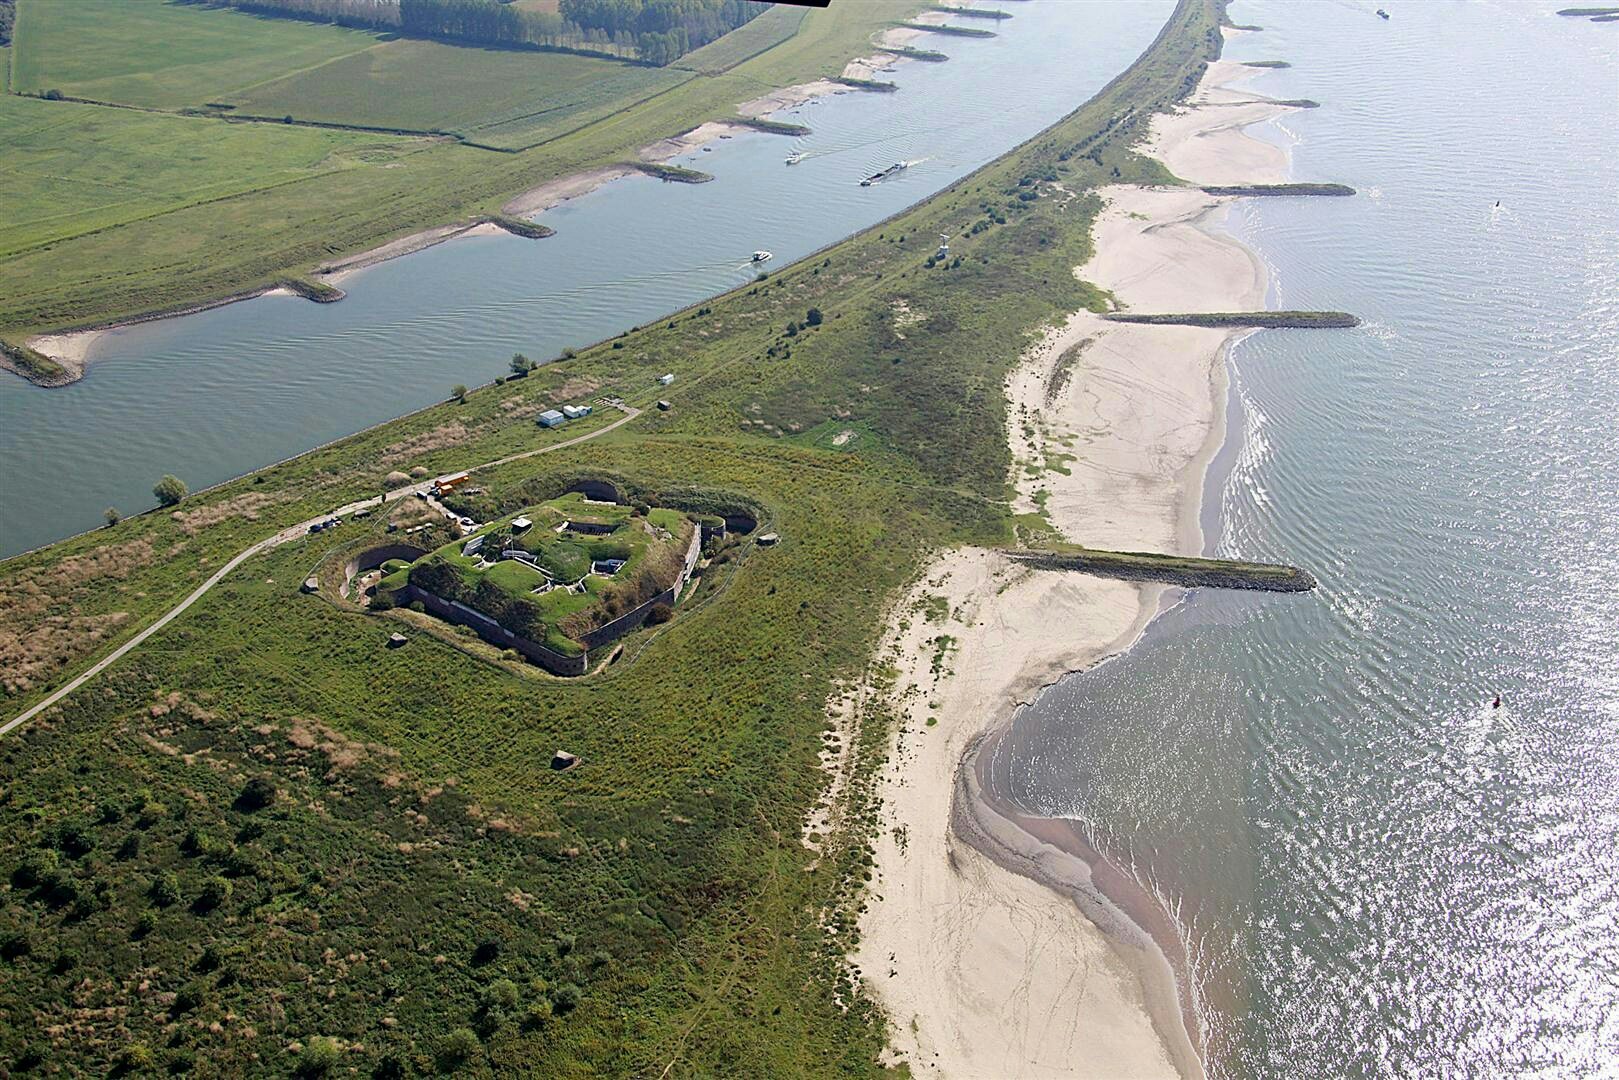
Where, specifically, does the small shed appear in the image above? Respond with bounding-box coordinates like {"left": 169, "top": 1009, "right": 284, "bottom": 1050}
{"left": 551, "top": 750, "right": 580, "bottom": 772}
{"left": 562, "top": 404, "right": 591, "bottom": 419}
{"left": 511, "top": 516, "right": 533, "bottom": 531}
{"left": 537, "top": 409, "right": 566, "bottom": 428}
{"left": 757, "top": 532, "right": 780, "bottom": 546}
{"left": 657, "top": 373, "right": 675, "bottom": 386}
{"left": 301, "top": 576, "right": 320, "bottom": 594}
{"left": 387, "top": 633, "right": 409, "bottom": 648}
{"left": 656, "top": 399, "right": 672, "bottom": 411}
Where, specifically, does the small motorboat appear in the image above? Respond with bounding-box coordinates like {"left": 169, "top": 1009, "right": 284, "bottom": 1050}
{"left": 1376, "top": 8, "right": 1389, "bottom": 18}
{"left": 786, "top": 152, "right": 805, "bottom": 165}
{"left": 751, "top": 250, "right": 773, "bottom": 263}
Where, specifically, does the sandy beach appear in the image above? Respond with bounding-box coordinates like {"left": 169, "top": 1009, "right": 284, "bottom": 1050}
{"left": 852, "top": 43, "right": 1295, "bottom": 1079}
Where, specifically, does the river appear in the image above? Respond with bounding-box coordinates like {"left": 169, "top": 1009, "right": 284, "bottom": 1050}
{"left": 983, "top": 1, "right": 1619, "bottom": 1076}
{"left": 0, "top": 0, "right": 1173, "bottom": 558}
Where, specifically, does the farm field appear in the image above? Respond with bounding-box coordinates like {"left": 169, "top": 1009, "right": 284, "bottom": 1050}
{"left": 227, "top": 38, "right": 693, "bottom": 148}
{"left": 0, "top": 90, "right": 403, "bottom": 258}
{"left": 8, "top": 0, "right": 381, "bottom": 109}
{"left": 0, "top": 0, "right": 921, "bottom": 342}
{"left": 0, "top": 0, "right": 1220, "bottom": 1069}
{"left": 671, "top": 3, "right": 812, "bottom": 75}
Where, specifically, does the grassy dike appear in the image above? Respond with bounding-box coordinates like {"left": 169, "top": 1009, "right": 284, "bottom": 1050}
{"left": 0, "top": 1, "right": 1225, "bottom": 1074}
{"left": 0, "top": 0, "right": 922, "bottom": 348}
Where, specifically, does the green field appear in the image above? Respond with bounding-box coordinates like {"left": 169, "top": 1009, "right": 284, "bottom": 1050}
{"left": 0, "top": 0, "right": 923, "bottom": 341}
{"left": 0, "top": 0, "right": 1221, "bottom": 1070}
{"left": 10, "top": 0, "right": 381, "bottom": 108}
{"left": 671, "top": 3, "right": 811, "bottom": 75}
{"left": 227, "top": 37, "right": 693, "bottom": 148}
{"left": 0, "top": 91, "right": 403, "bottom": 257}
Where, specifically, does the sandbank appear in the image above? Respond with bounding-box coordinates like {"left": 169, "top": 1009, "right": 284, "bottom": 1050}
{"left": 853, "top": 36, "right": 1296, "bottom": 1080}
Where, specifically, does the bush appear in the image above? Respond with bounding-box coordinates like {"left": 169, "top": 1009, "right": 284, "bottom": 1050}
{"left": 551, "top": 983, "right": 582, "bottom": 1014}
{"left": 152, "top": 474, "right": 188, "bottom": 506}
{"left": 805, "top": 307, "right": 823, "bottom": 326}
{"left": 12, "top": 850, "right": 58, "bottom": 889}
{"left": 451, "top": 384, "right": 468, "bottom": 402}
{"left": 194, "top": 876, "right": 232, "bottom": 912}
{"left": 114, "top": 1043, "right": 156, "bottom": 1073}
{"left": 53, "top": 819, "right": 94, "bottom": 858}
{"left": 0, "top": 930, "right": 33, "bottom": 961}
{"left": 483, "top": 977, "right": 520, "bottom": 1013}
{"left": 437, "top": 1028, "right": 481, "bottom": 1069}
{"left": 148, "top": 872, "right": 181, "bottom": 907}
{"left": 235, "top": 776, "right": 277, "bottom": 812}
{"left": 384, "top": 470, "right": 411, "bottom": 489}
{"left": 297, "top": 1037, "right": 342, "bottom": 1076}
{"left": 104, "top": 507, "right": 120, "bottom": 527}
{"left": 645, "top": 603, "right": 674, "bottom": 626}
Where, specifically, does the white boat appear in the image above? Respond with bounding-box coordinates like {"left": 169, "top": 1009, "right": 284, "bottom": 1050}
{"left": 752, "top": 250, "right": 773, "bottom": 263}
{"left": 785, "top": 152, "right": 804, "bottom": 165}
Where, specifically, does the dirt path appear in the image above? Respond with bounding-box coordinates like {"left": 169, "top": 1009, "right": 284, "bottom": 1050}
{"left": 0, "top": 406, "right": 639, "bottom": 737}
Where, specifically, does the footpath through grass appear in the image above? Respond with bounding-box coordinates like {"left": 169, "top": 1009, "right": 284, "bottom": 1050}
{"left": 0, "top": 0, "right": 1225, "bottom": 1073}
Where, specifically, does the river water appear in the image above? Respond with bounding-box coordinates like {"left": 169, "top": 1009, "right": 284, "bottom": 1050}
{"left": 984, "top": 2, "right": 1619, "bottom": 1076}
{"left": 0, "top": 0, "right": 1173, "bottom": 558}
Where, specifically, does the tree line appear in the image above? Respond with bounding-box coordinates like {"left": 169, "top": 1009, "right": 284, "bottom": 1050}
{"left": 197, "top": 0, "right": 768, "bottom": 65}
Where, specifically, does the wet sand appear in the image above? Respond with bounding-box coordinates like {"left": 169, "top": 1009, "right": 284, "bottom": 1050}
{"left": 853, "top": 42, "right": 1296, "bottom": 1079}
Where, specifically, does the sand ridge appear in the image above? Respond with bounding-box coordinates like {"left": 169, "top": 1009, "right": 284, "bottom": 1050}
{"left": 852, "top": 40, "right": 1297, "bottom": 1080}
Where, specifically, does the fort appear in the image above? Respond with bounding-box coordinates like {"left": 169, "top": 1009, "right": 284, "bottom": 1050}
{"left": 366, "top": 493, "right": 703, "bottom": 675}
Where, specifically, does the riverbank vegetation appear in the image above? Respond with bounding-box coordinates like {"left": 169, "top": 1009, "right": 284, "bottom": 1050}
{"left": 0, "top": 0, "right": 1232, "bottom": 1072}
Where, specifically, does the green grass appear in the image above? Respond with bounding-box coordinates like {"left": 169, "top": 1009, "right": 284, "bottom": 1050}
{"left": 0, "top": 91, "right": 399, "bottom": 258}
{"left": 0, "top": 0, "right": 1227, "bottom": 1070}
{"left": 672, "top": 3, "right": 811, "bottom": 74}
{"left": 10, "top": 0, "right": 381, "bottom": 109}
{"left": 228, "top": 37, "right": 692, "bottom": 149}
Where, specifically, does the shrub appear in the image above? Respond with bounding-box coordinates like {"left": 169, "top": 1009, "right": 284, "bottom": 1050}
{"left": 148, "top": 872, "right": 181, "bottom": 907}
{"left": 171, "top": 981, "right": 205, "bottom": 1015}
{"left": 52, "top": 819, "right": 94, "bottom": 858}
{"left": 483, "top": 977, "right": 520, "bottom": 1013}
{"left": 12, "top": 850, "right": 58, "bottom": 889}
{"left": 438, "top": 1029, "right": 481, "bottom": 1069}
{"left": 0, "top": 930, "right": 33, "bottom": 961}
{"left": 384, "top": 470, "right": 411, "bottom": 489}
{"left": 409, "top": 466, "right": 429, "bottom": 478}
{"left": 152, "top": 474, "right": 188, "bottom": 506}
{"left": 104, "top": 507, "right": 120, "bottom": 527}
{"left": 551, "top": 983, "right": 582, "bottom": 1014}
{"left": 645, "top": 603, "right": 674, "bottom": 626}
{"left": 805, "top": 307, "right": 823, "bottom": 326}
{"left": 235, "top": 776, "right": 277, "bottom": 812}
{"left": 509, "top": 353, "right": 534, "bottom": 375}
{"left": 451, "top": 384, "right": 468, "bottom": 402}
{"left": 297, "top": 1037, "right": 342, "bottom": 1076}
{"left": 194, "top": 876, "right": 232, "bottom": 912}
{"left": 114, "top": 1043, "right": 156, "bottom": 1073}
